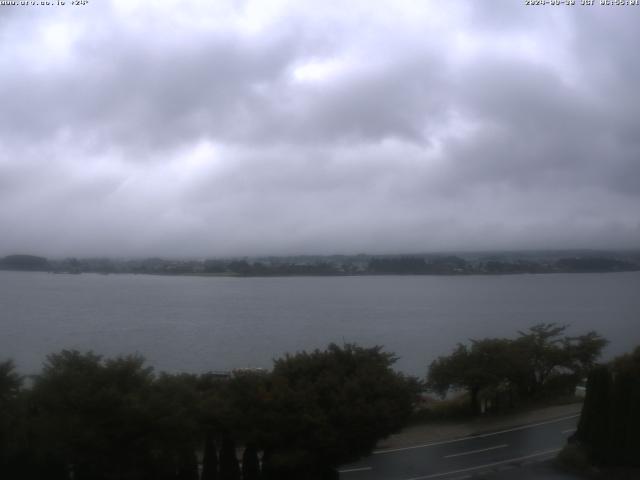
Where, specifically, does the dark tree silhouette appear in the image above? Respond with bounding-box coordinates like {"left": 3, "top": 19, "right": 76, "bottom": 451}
{"left": 177, "top": 449, "right": 199, "bottom": 480}
{"left": 219, "top": 436, "right": 240, "bottom": 480}
{"left": 428, "top": 324, "right": 607, "bottom": 413}
{"left": 574, "top": 346, "right": 640, "bottom": 467}
{"left": 201, "top": 432, "right": 218, "bottom": 480}
{"left": 241, "top": 443, "right": 260, "bottom": 480}
{"left": 261, "top": 343, "right": 419, "bottom": 476}
{"left": 575, "top": 365, "right": 612, "bottom": 464}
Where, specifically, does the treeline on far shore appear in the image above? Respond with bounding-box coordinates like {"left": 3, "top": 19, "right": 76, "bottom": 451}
{"left": 1, "top": 251, "right": 639, "bottom": 276}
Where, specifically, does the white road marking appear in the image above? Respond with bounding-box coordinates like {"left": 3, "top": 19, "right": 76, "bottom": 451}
{"left": 374, "top": 414, "right": 579, "bottom": 455}
{"left": 403, "top": 448, "right": 562, "bottom": 480}
{"left": 443, "top": 444, "right": 508, "bottom": 459}
{"left": 338, "top": 466, "right": 372, "bottom": 474}
{"left": 562, "top": 428, "right": 576, "bottom": 434}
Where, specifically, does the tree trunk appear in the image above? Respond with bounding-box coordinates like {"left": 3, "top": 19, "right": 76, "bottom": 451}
{"left": 470, "top": 386, "right": 481, "bottom": 415}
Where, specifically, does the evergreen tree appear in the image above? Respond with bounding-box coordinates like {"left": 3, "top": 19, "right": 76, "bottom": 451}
{"left": 241, "top": 443, "right": 260, "bottom": 480}
{"left": 576, "top": 364, "right": 612, "bottom": 463}
{"left": 610, "top": 347, "right": 640, "bottom": 466}
{"left": 260, "top": 449, "right": 275, "bottom": 480}
{"left": 177, "top": 449, "right": 199, "bottom": 480}
{"left": 0, "top": 360, "right": 22, "bottom": 476}
{"left": 261, "top": 344, "right": 419, "bottom": 475}
{"left": 575, "top": 347, "right": 640, "bottom": 467}
{"left": 201, "top": 433, "right": 218, "bottom": 480}
{"left": 219, "top": 436, "right": 240, "bottom": 480}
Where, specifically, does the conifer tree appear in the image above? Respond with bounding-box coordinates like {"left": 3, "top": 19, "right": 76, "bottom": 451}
{"left": 219, "top": 436, "right": 240, "bottom": 480}
{"left": 241, "top": 443, "right": 260, "bottom": 480}
{"left": 576, "top": 365, "right": 612, "bottom": 464}
{"left": 201, "top": 433, "right": 218, "bottom": 480}
{"left": 177, "top": 449, "right": 199, "bottom": 480}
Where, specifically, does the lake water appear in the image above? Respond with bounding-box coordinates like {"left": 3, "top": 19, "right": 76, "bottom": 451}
{"left": 1, "top": 271, "right": 639, "bottom": 376}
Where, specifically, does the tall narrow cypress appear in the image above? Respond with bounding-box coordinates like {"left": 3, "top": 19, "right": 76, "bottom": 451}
{"left": 219, "top": 436, "right": 240, "bottom": 480}
{"left": 177, "top": 449, "right": 199, "bottom": 480}
{"left": 241, "top": 444, "right": 260, "bottom": 480}
{"left": 626, "top": 374, "right": 640, "bottom": 467}
{"left": 611, "top": 362, "right": 640, "bottom": 466}
{"left": 260, "top": 449, "right": 274, "bottom": 480}
{"left": 609, "top": 368, "right": 631, "bottom": 465}
{"left": 201, "top": 433, "right": 218, "bottom": 480}
{"left": 576, "top": 365, "right": 612, "bottom": 464}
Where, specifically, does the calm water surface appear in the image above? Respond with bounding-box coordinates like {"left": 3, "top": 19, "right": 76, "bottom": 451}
{"left": 1, "top": 271, "right": 638, "bottom": 376}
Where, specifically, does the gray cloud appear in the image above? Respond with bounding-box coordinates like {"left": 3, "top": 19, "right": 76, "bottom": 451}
{"left": 0, "top": 1, "right": 638, "bottom": 257}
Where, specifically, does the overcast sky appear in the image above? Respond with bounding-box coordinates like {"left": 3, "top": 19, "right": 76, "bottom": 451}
{"left": 1, "top": 0, "right": 639, "bottom": 257}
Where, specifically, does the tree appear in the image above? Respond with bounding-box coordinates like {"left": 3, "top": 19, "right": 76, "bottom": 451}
{"left": 260, "top": 344, "right": 419, "bottom": 477}
{"left": 575, "top": 365, "right": 612, "bottom": 464}
{"left": 0, "top": 360, "right": 21, "bottom": 403}
{"left": 177, "top": 448, "right": 199, "bottom": 480}
{"left": 574, "top": 346, "right": 640, "bottom": 467}
{"left": 428, "top": 344, "right": 475, "bottom": 411}
{"left": 427, "top": 324, "right": 608, "bottom": 413}
{"left": 562, "top": 331, "right": 609, "bottom": 381}
{"left": 0, "top": 360, "right": 23, "bottom": 475}
{"left": 30, "top": 350, "right": 157, "bottom": 479}
{"left": 516, "top": 324, "right": 607, "bottom": 397}
{"left": 515, "top": 323, "right": 570, "bottom": 396}
{"left": 609, "top": 347, "right": 640, "bottom": 466}
{"left": 241, "top": 443, "right": 260, "bottom": 480}
{"left": 219, "top": 436, "right": 240, "bottom": 480}
{"left": 427, "top": 339, "right": 519, "bottom": 414}
{"left": 201, "top": 432, "right": 218, "bottom": 480}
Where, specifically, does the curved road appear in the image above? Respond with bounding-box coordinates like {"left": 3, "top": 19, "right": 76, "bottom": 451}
{"left": 339, "top": 414, "right": 579, "bottom": 480}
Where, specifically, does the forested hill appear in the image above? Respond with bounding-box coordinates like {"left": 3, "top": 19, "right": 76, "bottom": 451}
{"left": 0, "top": 254, "right": 50, "bottom": 271}
{"left": 1, "top": 251, "right": 639, "bottom": 276}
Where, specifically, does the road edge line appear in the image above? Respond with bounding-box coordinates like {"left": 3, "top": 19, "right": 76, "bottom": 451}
{"left": 403, "top": 448, "right": 562, "bottom": 480}
{"left": 374, "top": 414, "right": 579, "bottom": 454}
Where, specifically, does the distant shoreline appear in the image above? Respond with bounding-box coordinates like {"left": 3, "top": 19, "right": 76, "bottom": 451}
{"left": 1, "top": 268, "right": 639, "bottom": 279}
{"left": 1, "top": 251, "right": 639, "bottom": 277}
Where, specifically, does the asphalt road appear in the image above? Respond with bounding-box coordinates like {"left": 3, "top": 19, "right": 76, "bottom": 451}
{"left": 339, "top": 414, "right": 579, "bottom": 480}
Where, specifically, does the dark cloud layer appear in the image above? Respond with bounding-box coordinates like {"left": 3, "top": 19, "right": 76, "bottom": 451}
{"left": 0, "top": 1, "right": 638, "bottom": 257}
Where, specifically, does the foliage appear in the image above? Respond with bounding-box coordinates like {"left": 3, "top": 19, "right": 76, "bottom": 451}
{"left": 0, "top": 360, "right": 23, "bottom": 475}
{"left": 575, "top": 365, "right": 612, "bottom": 464}
{"left": 261, "top": 343, "right": 420, "bottom": 475}
{"left": 427, "top": 324, "right": 607, "bottom": 413}
{"left": 201, "top": 433, "right": 218, "bottom": 480}
{"left": 241, "top": 444, "right": 260, "bottom": 480}
{"left": 0, "top": 343, "right": 418, "bottom": 479}
{"left": 219, "top": 436, "right": 240, "bottom": 480}
{"left": 30, "top": 351, "right": 157, "bottom": 479}
{"left": 0, "top": 360, "right": 22, "bottom": 402}
{"left": 575, "top": 346, "right": 640, "bottom": 467}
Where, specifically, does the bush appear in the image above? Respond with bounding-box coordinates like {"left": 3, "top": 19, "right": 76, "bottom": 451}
{"left": 410, "top": 393, "right": 473, "bottom": 423}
